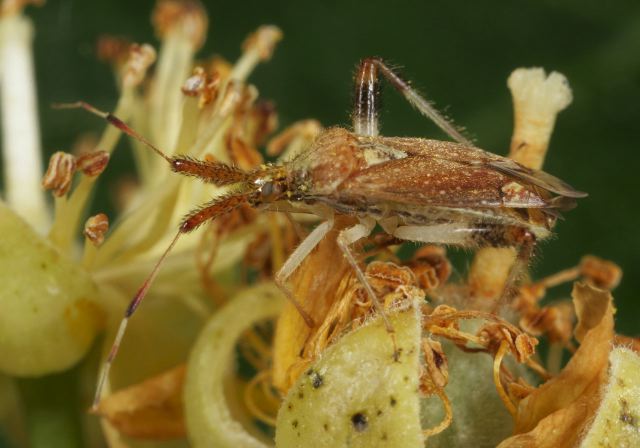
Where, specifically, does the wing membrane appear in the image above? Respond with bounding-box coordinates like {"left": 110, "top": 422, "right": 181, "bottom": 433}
{"left": 333, "top": 137, "right": 583, "bottom": 210}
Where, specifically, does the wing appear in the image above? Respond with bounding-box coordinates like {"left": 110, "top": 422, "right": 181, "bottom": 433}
{"left": 363, "top": 137, "right": 587, "bottom": 198}
{"left": 332, "top": 137, "right": 585, "bottom": 210}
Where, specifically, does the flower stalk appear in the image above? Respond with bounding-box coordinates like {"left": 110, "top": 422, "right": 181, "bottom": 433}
{"left": 0, "top": 1, "right": 49, "bottom": 231}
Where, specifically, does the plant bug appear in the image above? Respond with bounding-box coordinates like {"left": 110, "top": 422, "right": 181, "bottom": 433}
{"left": 59, "top": 57, "right": 586, "bottom": 409}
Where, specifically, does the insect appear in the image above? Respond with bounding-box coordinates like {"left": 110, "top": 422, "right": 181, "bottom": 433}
{"left": 61, "top": 57, "right": 586, "bottom": 408}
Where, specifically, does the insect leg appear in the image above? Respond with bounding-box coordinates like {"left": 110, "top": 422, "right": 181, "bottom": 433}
{"left": 494, "top": 230, "right": 536, "bottom": 311}
{"left": 363, "top": 57, "right": 472, "bottom": 145}
{"left": 353, "top": 58, "right": 381, "bottom": 137}
{"left": 92, "top": 193, "right": 250, "bottom": 409}
{"left": 275, "top": 215, "right": 335, "bottom": 328}
{"left": 393, "top": 222, "right": 537, "bottom": 309}
{"left": 393, "top": 223, "right": 475, "bottom": 244}
{"left": 336, "top": 217, "right": 396, "bottom": 332}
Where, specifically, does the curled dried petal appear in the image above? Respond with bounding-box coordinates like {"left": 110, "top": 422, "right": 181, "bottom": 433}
{"left": 76, "top": 150, "right": 110, "bottom": 177}
{"left": 501, "top": 283, "right": 614, "bottom": 446}
{"left": 514, "top": 333, "right": 538, "bottom": 363}
{"left": 42, "top": 151, "right": 76, "bottom": 196}
{"left": 84, "top": 213, "right": 109, "bottom": 247}
{"left": 520, "top": 301, "right": 574, "bottom": 344}
{"left": 421, "top": 338, "right": 449, "bottom": 392}
{"left": 365, "top": 261, "right": 417, "bottom": 295}
{"left": 406, "top": 245, "right": 451, "bottom": 291}
{"left": 96, "top": 366, "right": 186, "bottom": 439}
{"left": 573, "top": 282, "right": 612, "bottom": 343}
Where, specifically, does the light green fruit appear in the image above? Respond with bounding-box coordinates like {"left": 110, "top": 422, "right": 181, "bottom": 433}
{"left": 276, "top": 302, "right": 423, "bottom": 448}
{"left": 580, "top": 347, "right": 640, "bottom": 448}
{"left": 0, "top": 202, "right": 103, "bottom": 376}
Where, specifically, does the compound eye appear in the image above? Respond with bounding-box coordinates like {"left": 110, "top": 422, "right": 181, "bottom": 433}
{"left": 261, "top": 181, "right": 274, "bottom": 197}
{"left": 260, "top": 182, "right": 282, "bottom": 200}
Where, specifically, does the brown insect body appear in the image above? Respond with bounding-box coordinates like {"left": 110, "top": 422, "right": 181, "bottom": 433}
{"left": 62, "top": 57, "right": 586, "bottom": 408}
{"left": 267, "top": 127, "right": 584, "bottom": 247}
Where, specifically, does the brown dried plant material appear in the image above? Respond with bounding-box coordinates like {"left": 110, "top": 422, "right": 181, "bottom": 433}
{"left": 294, "top": 260, "right": 423, "bottom": 386}
{"left": 225, "top": 127, "right": 264, "bottom": 171}
{"left": 76, "top": 150, "right": 110, "bottom": 177}
{"left": 181, "top": 66, "right": 223, "bottom": 107}
{"left": 267, "top": 119, "right": 323, "bottom": 157}
{"left": 41, "top": 151, "right": 76, "bottom": 196}
{"left": 152, "top": 0, "right": 208, "bottom": 50}
{"left": 122, "top": 43, "right": 156, "bottom": 88}
{"left": 518, "top": 300, "right": 574, "bottom": 345}
{"left": 247, "top": 101, "right": 279, "bottom": 148}
{"left": 364, "top": 261, "right": 416, "bottom": 295}
{"left": 421, "top": 338, "right": 449, "bottom": 393}
{"left": 272, "top": 216, "right": 355, "bottom": 392}
{"left": 405, "top": 245, "right": 451, "bottom": 291}
{"left": 84, "top": 213, "right": 109, "bottom": 247}
{"left": 579, "top": 255, "right": 622, "bottom": 290}
{"left": 95, "top": 365, "right": 186, "bottom": 440}
{"left": 573, "top": 282, "right": 612, "bottom": 343}
{"left": 218, "top": 92, "right": 278, "bottom": 156}
{"left": 498, "top": 283, "right": 614, "bottom": 447}
{"left": 96, "top": 35, "right": 131, "bottom": 67}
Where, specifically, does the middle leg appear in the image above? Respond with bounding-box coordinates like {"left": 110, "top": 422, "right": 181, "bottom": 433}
{"left": 335, "top": 217, "right": 397, "bottom": 332}
{"left": 275, "top": 214, "right": 335, "bottom": 327}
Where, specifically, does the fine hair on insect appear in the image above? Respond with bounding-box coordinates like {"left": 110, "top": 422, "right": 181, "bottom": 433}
{"left": 57, "top": 56, "right": 586, "bottom": 409}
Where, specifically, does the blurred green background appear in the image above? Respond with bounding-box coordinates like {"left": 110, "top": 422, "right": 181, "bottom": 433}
{"left": 19, "top": 0, "right": 640, "bottom": 335}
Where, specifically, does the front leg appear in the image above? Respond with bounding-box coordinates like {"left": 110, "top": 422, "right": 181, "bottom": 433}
{"left": 275, "top": 214, "right": 335, "bottom": 327}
